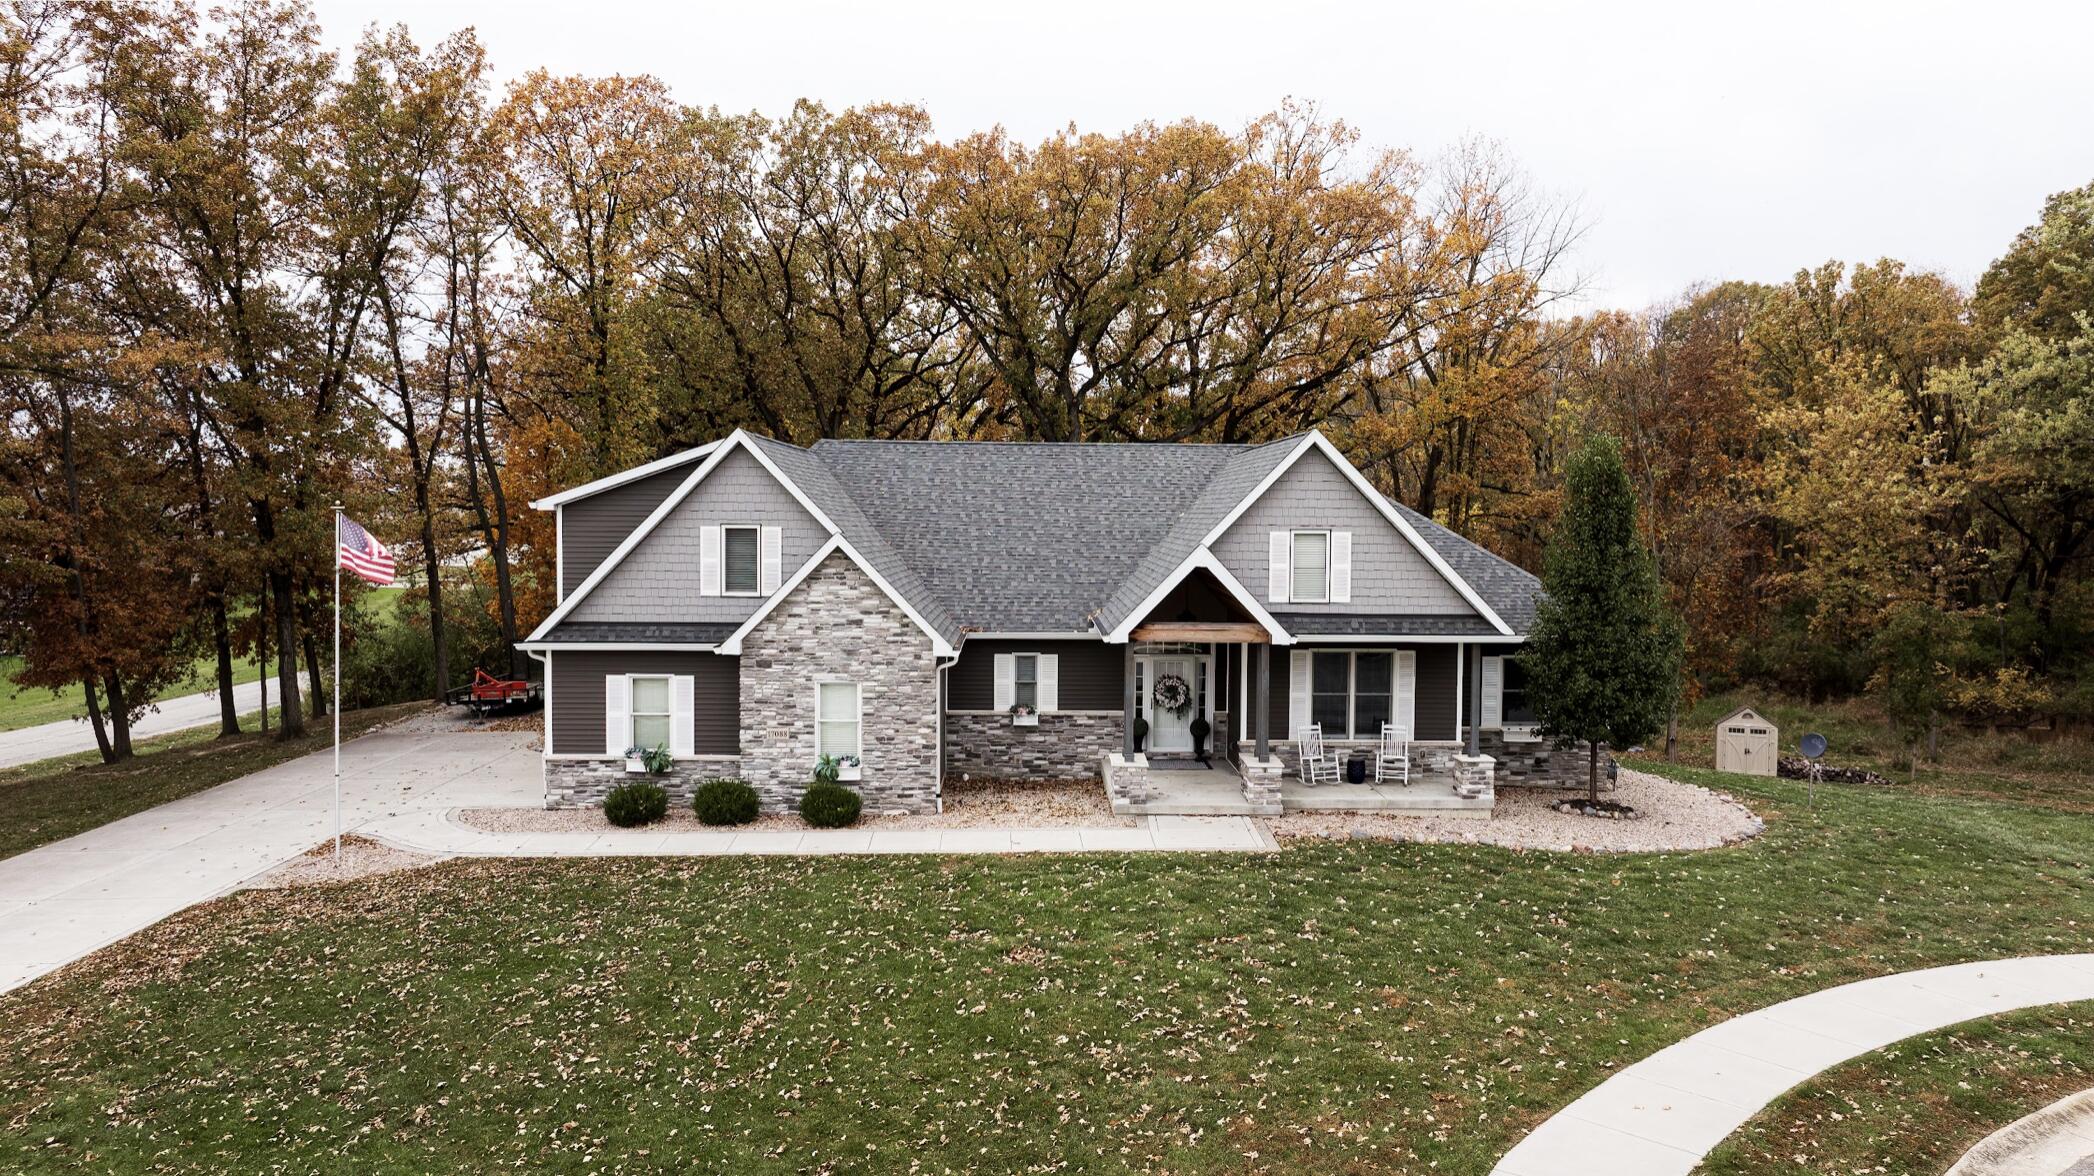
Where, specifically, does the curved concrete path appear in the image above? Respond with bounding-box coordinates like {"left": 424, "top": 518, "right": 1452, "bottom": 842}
{"left": 1948, "top": 1088, "right": 2094, "bottom": 1176}
{"left": 1493, "top": 954, "right": 2094, "bottom": 1176}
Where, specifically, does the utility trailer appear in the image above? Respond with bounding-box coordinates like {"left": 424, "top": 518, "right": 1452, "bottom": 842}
{"left": 445, "top": 667, "right": 542, "bottom": 716}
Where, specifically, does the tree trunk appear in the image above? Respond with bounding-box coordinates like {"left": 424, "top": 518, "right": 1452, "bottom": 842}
{"left": 1664, "top": 693, "right": 1679, "bottom": 762}
{"left": 303, "top": 625, "right": 326, "bottom": 719}
{"left": 257, "top": 581, "right": 270, "bottom": 735}
{"left": 102, "top": 671, "right": 133, "bottom": 761}
{"left": 420, "top": 496, "right": 449, "bottom": 702}
{"left": 269, "top": 569, "right": 304, "bottom": 738}
{"left": 210, "top": 595, "right": 239, "bottom": 736}
{"left": 1926, "top": 714, "right": 1940, "bottom": 763}
{"left": 1588, "top": 741, "right": 1601, "bottom": 805}
{"left": 82, "top": 676, "right": 112, "bottom": 763}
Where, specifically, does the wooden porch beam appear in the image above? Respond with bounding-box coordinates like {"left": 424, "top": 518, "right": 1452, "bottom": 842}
{"left": 1130, "top": 621, "right": 1270, "bottom": 643}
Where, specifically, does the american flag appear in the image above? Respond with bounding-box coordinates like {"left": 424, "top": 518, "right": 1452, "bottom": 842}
{"left": 337, "top": 516, "right": 396, "bottom": 586}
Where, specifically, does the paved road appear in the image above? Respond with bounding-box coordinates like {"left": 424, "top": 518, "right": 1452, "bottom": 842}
{"left": 0, "top": 726, "right": 540, "bottom": 993}
{"left": 0, "top": 678, "right": 272, "bottom": 769}
{"left": 1493, "top": 954, "right": 2094, "bottom": 1176}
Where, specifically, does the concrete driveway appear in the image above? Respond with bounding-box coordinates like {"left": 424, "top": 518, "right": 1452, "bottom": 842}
{"left": 0, "top": 726, "right": 539, "bottom": 993}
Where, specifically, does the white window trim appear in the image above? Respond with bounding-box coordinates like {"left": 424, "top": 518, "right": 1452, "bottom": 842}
{"left": 628, "top": 673, "right": 673, "bottom": 750}
{"left": 721, "top": 524, "right": 763, "bottom": 597}
{"left": 1290, "top": 529, "right": 1332, "bottom": 604}
{"left": 815, "top": 679, "right": 863, "bottom": 761}
{"left": 1306, "top": 648, "right": 1400, "bottom": 741}
{"left": 1013, "top": 653, "right": 1038, "bottom": 710}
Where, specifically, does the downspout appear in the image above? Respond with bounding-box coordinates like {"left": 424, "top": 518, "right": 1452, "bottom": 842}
{"left": 934, "top": 650, "right": 960, "bottom": 814}
{"left": 526, "top": 648, "right": 551, "bottom": 757}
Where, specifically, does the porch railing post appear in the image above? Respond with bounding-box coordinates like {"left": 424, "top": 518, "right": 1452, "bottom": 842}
{"left": 1123, "top": 644, "right": 1136, "bottom": 756}
{"left": 1254, "top": 642, "right": 1270, "bottom": 760}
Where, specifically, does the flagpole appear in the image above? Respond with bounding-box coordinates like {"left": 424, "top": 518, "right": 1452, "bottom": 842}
{"left": 333, "top": 503, "right": 343, "bottom": 861}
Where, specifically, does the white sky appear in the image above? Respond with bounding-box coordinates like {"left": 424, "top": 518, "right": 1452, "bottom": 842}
{"left": 312, "top": 0, "right": 2094, "bottom": 310}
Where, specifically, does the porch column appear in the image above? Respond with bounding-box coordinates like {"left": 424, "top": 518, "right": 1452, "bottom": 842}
{"left": 1465, "top": 643, "right": 1482, "bottom": 754}
{"left": 1254, "top": 642, "right": 1270, "bottom": 759}
{"left": 1123, "top": 644, "right": 1136, "bottom": 756}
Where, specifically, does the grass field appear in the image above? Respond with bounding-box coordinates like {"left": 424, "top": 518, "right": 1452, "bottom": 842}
{"left": 0, "top": 702, "right": 425, "bottom": 861}
{"left": 2, "top": 748, "right": 2092, "bottom": 1173}
{"left": 1701, "top": 1002, "right": 2094, "bottom": 1174}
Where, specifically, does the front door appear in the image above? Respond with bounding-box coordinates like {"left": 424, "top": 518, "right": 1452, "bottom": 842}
{"left": 1146, "top": 656, "right": 1197, "bottom": 754}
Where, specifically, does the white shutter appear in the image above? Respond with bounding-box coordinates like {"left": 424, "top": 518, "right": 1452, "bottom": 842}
{"left": 993, "top": 653, "right": 1015, "bottom": 711}
{"left": 1037, "top": 654, "right": 1059, "bottom": 713}
{"left": 1394, "top": 649, "right": 1416, "bottom": 738}
{"left": 1330, "top": 531, "right": 1352, "bottom": 603}
{"left": 1480, "top": 656, "right": 1504, "bottom": 728}
{"left": 1288, "top": 649, "right": 1312, "bottom": 738}
{"left": 760, "top": 525, "right": 783, "bottom": 594}
{"left": 670, "top": 674, "right": 695, "bottom": 757}
{"left": 605, "top": 674, "right": 630, "bottom": 755}
{"left": 1268, "top": 531, "right": 1291, "bottom": 603}
{"left": 699, "top": 525, "right": 722, "bottom": 596}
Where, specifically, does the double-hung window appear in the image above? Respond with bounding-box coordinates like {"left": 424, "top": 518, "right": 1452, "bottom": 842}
{"left": 817, "top": 681, "right": 861, "bottom": 759}
{"left": 1013, "top": 654, "right": 1038, "bottom": 710}
{"left": 1309, "top": 651, "right": 1394, "bottom": 739}
{"left": 629, "top": 675, "right": 672, "bottom": 750}
{"left": 1291, "top": 530, "right": 1330, "bottom": 603}
{"left": 1501, "top": 658, "right": 1534, "bottom": 724}
{"left": 722, "top": 525, "right": 762, "bottom": 595}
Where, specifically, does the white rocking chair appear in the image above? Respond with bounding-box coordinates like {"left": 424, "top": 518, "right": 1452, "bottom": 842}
{"left": 1297, "top": 723, "right": 1343, "bottom": 787}
{"left": 1375, "top": 723, "right": 1411, "bottom": 786}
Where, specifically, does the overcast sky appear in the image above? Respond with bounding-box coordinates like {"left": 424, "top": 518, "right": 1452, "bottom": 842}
{"left": 310, "top": 0, "right": 2094, "bottom": 311}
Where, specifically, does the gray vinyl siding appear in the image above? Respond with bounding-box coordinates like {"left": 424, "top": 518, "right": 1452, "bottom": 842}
{"left": 550, "top": 650, "right": 739, "bottom": 757}
{"left": 566, "top": 448, "right": 825, "bottom": 625}
{"left": 947, "top": 639, "right": 1123, "bottom": 711}
{"left": 1214, "top": 448, "right": 1475, "bottom": 617}
{"left": 1263, "top": 642, "right": 1459, "bottom": 742}
{"left": 560, "top": 465, "right": 692, "bottom": 599}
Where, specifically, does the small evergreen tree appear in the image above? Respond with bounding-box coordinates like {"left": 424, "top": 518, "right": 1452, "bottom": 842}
{"left": 1521, "top": 435, "right": 1684, "bottom": 802}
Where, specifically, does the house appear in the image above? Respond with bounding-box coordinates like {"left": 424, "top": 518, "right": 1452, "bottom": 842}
{"left": 520, "top": 429, "right": 1601, "bottom": 817}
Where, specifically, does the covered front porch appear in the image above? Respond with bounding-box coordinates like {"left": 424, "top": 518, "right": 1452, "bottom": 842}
{"left": 1108, "top": 755, "right": 1493, "bottom": 818}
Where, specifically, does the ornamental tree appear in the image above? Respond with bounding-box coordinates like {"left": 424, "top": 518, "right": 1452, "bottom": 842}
{"left": 1520, "top": 434, "right": 1683, "bottom": 801}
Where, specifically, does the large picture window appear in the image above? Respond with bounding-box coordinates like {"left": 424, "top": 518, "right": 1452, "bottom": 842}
{"left": 1291, "top": 530, "right": 1330, "bottom": 603}
{"left": 629, "top": 675, "right": 672, "bottom": 750}
{"left": 1309, "top": 650, "right": 1395, "bottom": 739}
{"left": 817, "top": 681, "right": 861, "bottom": 759}
{"left": 723, "top": 525, "right": 761, "bottom": 595}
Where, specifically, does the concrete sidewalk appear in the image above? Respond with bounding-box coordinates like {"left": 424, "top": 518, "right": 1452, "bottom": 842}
{"left": 361, "top": 807, "right": 1275, "bottom": 858}
{"left": 1492, "top": 954, "right": 2094, "bottom": 1176}
{"left": 0, "top": 678, "right": 271, "bottom": 769}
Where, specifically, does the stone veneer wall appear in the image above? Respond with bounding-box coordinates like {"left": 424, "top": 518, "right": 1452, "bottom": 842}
{"left": 945, "top": 712, "right": 1121, "bottom": 779}
{"left": 545, "top": 758, "right": 743, "bottom": 808}
{"left": 739, "top": 552, "right": 940, "bottom": 814}
{"left": 1239, "top": 729, "right": 1616, "bottom": 788}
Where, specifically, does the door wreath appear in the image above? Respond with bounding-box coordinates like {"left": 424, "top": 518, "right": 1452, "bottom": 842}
{"left": 1151, "top": 672, "right": 1193, "bottom": 718}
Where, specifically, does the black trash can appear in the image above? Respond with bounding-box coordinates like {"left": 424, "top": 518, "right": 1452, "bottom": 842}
{"left": 1345, "top": 756, "right": 1367, "bottom": 784}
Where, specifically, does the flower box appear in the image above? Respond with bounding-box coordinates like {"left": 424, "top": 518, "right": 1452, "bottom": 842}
{"left": 838, "top": 763, "right": 862, "bottom": 782}
{"left": 624, "top": 756, "right": 647, "bottom": 773}
{"left": 1012, "top": 712, "right": 1039, "bottom": 727}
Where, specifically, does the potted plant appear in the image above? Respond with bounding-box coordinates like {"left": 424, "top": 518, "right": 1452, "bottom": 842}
{"left": 814, "top": 752, "right": 861, "bottom": 785}
{"left": 1009, "top": 702, "right": 1039, "bottom": 727}
{"left": 1132, "top": 715, "right": 1148, "bottom": 753}
{"left": 641, "top": 743, "right": 674, "bottom": 775}
{"left": 1190, "top": 714, "right": 1211, "bottom": 762}
{"left": 622, "top": 745, "right": 647, "bottom": 773}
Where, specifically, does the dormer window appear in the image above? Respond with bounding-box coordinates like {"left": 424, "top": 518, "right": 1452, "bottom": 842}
{"left": 1290, "top": 530, "right": 1330, "bottom": 603}
{"left": 723, "top": 525, "right": 761, "bottom": 595}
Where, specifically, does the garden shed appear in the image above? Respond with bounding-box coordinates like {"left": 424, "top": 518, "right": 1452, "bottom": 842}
{"left": 1714, "top": 706, "right": 1778, "bottom": 776}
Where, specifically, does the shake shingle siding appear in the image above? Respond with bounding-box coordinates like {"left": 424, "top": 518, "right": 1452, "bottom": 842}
{"left": 566, "top": 448, "right": 823, "bottom": 625}
{"left": 1214, "top": 448, "right": 1475, "bottom": 617}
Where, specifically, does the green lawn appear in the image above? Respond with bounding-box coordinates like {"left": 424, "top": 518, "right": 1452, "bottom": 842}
{"left": 0, "top": 702, "right": 426, "bottom": 861}
{"left": 1701, "top": 1002, "right": 2094, "bottom": 1174}
{"left": 2, "top": 757, "right": 2092, "bottom": 1173}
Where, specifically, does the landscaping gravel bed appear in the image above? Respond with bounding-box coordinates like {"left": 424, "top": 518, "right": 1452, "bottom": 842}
{"left": 456, "top": 777, "right": 1133, "bottom": 834}
{"left": 1272, "top": 767, "right": 1765, "bottom": 853}
{"left": 242, "top": 834, "right": 447, "bottom": 888}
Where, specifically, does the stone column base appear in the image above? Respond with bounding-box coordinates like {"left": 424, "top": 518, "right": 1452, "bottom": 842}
{"left": 1451, "top": 753, "right": 1496, "bottom": 801}
{"left": 1104, "top": 752, "right": 1150, "bottom": 809}
{"left": 1239, "top": 755, "right": 1285, "bottom": 815}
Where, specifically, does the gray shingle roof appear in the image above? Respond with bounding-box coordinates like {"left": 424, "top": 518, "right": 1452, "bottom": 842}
{"left": 541, "top": 621, "right": 740, "bottom": 644}
{"left": 1389, "top": 502, "right": 1542, "bottom": 634}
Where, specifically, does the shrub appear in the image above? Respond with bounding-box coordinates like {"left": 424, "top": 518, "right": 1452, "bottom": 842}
{"left": 693, "top": 776, "right": 760, "bottom": 826}
{"left": 799, "top": 782, "right": 862, "bottom": 828}
{"left": 603, "top": 780, "right": 669, "bottom": 827}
